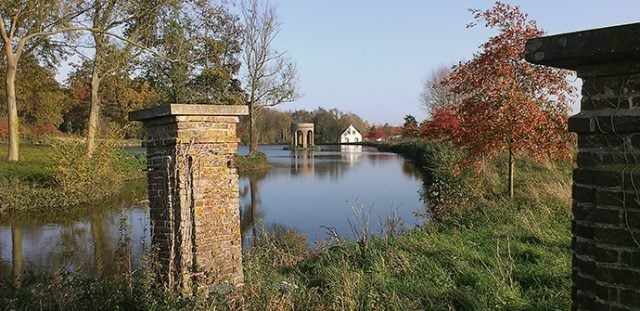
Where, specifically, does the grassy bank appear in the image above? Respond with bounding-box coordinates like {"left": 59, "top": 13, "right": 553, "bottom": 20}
{"left": 239, "top": 141, "right": 572, "bottom": 310}
{"left": 1, "top": 140, "right": 572, "bottom": 310}
{"left": 0, "top": 142, "right": 145, "bottom": 215}
{"left": 235, "top": 151, "right": 271, "bottom": 175}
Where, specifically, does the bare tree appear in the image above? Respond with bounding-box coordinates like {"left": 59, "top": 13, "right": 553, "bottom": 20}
{"left": 420, "top": 65, "right": 458, "bottom": 115}
{"left": 0, "top": 1, "right": 89, "bottom": 161}
{"left": 240, "top": 0, "right": 298, "bottom": 154}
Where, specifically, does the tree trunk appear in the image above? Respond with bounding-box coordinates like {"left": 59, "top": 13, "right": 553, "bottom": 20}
{"left": 86, "top": 63, "right": 101, "bottom": 157}
{"left": 249, "top": 104, "right": 258, "bottom": 154}
{"left": 5, "top": 57, "right": 19, "bottom": 161}
{"left": 508, "top": 145, "right": 515, "bottom": 199}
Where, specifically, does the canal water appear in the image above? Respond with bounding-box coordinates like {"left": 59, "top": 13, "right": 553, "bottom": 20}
{"left": 0, "top": 145, "right": 428, "bottom": 278}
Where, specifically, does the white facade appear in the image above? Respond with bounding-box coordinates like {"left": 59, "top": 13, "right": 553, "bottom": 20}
{"left": 339, "top": 125, "right": 362, "bottom": 143}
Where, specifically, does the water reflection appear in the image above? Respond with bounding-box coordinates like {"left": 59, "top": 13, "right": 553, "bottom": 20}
{"left": 239, "top": 145, "right": 427, "bottom": 243}
{"left": 340, "top": 145, "right": 362, "bottom": 164}
{"left": 291, "top": 150, "right": 315, "bottom": 176}
{"left": 11, "top": 226, "right": 23, "bottom": 287}
{"left": 239, "top": 168, "right": 268, "bottom": 248}
{"left": 0, "top": 145, "right": 428, "bottom": 278}
{"left": 0, "top": 180, "right": 149, "bottom": 282}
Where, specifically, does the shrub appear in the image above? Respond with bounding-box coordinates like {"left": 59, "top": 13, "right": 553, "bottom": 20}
{"left": 377, "top": 140, "right": 477, "bottom": 218}
{"left": 0, "top": 138, "right": 144, "bottom": 214}
{"left": 50, "top": 138, "right": 143, "bottom": 205}
{"left": 235, "top": 152, "right": 270, "bottom": 174}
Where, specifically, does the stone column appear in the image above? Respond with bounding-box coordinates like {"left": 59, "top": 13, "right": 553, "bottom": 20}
{"left": 302, "top": 130, "right": 307, "bottom": 149}
{"left": 526, "top": 23, "right": 640, "bottom": 310}
{"left": 129, "top": 104, "right": 248, "bottom": 295}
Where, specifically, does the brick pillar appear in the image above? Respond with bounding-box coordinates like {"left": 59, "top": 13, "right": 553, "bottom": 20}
{"left": 129, "top": 104, "right": 248, "bottom": 295}
{"left": 526, "top": 23, "right": 640, "bottom": 310}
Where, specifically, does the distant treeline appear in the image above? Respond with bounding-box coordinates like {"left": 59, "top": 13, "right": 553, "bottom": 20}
{"left": 238, "top": 107, "right": 370, "bottom": 145}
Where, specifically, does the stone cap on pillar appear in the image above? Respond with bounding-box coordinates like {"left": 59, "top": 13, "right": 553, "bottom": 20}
{"left": 525, "top": 22, "right": 640, "bottom": 71}
{"left": 129, "top": 104, "right": 249, "bottom": 122}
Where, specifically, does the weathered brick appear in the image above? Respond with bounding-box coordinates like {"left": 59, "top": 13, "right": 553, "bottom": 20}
{"left": 620, "top": 289, "right": 640, "bottom": 308}
{"left": 574, "top": 204, "right": 621, "bottom": 226}
{"left": 131, "top": 104, "right": 247, "bottom": 295}
{"left": 596, "top": 189, "right": 624, "bottom": 208}
{"left": 620, "top": 251, "right": 640, "bottom": 270}
{"left": 573, "top": 185, "right": 595, "bottom": 203}
{"left": 592, "top": 245, "right": 619, "bottom": 263}
{"left": 573, "top": 237, "right": 595, "bottom": 256}
{"left": 594, "top": 227, "right": 640, "bottom": 248}
{"left": 574, "top": 221, "right": 595, "bottom": 240}
{"left": 596, "top": 267, "right": 640, "bottom": 288}
{"left": 574, "top": 255, "right": 596, "bottom": 277}
{"left": 595, "top": 284, "right": 619, "bottom": 304}
{"left": 578, "top": 134, "right": 625, "bottom": 149}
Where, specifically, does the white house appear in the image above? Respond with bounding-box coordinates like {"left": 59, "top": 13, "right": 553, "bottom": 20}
{"left": 339, "top": 125, "right": 362, "bottom": 143}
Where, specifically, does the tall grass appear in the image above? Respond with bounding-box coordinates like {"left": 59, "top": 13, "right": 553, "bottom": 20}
{"left": 0, "top": 139, "right": 145, "bottom": 214}
{"left": 1, "top": 141, "right": 572, "bottom": 310}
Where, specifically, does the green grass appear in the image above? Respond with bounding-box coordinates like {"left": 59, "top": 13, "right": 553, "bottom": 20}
{"left": 0, "top": 141, "right": 573, "bottom": 310}
{"left": 235, "top": 152, "right": 271, "bottom": 174}
{"left": 0, "top": 142, "right": 145, "bottom": 215}
{"left": 238, "top": 146, "right": 573, "bottom": 310}
{"left": 0, "top": 144, "right": 55, "bottom": 184}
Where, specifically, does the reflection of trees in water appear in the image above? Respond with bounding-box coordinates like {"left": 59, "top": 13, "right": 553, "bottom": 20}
{"left": 3, "top": 208, "right": 139, "bottom": 280}
{"left": 401, "top": 159, "right": 422, "bottom": 180}
{"left": 290, "top": 147, "right": 404, "bottom": 180}
{"left": 290, "top": 149, "right": 347, "bottom": 180}
{"left": 365, "top": 152, "right": 398, "bottom": 167}
{"left": 91, "top": 210, "right": 109, "bottom": 275}
{"left": 239, "top": 169, "right": 268, "bottom": 247}
{"left": 11, "top": 226, "right": 23, "bottom": 287}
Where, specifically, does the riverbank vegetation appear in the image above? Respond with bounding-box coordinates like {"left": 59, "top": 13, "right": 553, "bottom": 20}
{"left": 235, "top": 152, "right": 271, "bottom": 174}
{"left": 0, "top": 140, "right": 572, "bottom": 310}
{"left": 0, "top": 140, "right": 144, "bottom": 215}
{"left": 0, "top": 1, "right": 578, "bottom": 310}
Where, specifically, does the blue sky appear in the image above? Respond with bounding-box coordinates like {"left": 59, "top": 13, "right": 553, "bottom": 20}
{"left": 268, "top": 1, "right": 640, "bottom": 124}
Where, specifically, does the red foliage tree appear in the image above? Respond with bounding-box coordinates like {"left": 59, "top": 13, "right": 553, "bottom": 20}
{"left": 444, "top": 2, "right": 575, "bottom": 198}
{"left": 402, "top": 115, "right": 420, "bottom": 138}
{"left": 420, "top": 106, "right": 460, "bottom": 140}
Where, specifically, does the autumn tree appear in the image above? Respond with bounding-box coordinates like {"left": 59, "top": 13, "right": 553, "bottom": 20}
{"left": 402, "top": 114, "right": 419, "bottom": 138}
{"left": 0, "top": 0, "right": 88, "bottom": 161}
{"left": 66, "top": 60, "right": 158, "bottom": 137}
{"left": 445, "top": 2, "right": 575, "bottom": 198}
{"left": 0, "top": 56, "right": 68, "bottom": 130}
{"left": 241, "top": 0, "right": 298, "bottom": 154}
{"left": 419, "top": 106, "right": 459, "bottom": 141}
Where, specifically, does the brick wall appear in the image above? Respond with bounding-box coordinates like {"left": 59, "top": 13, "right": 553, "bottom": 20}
{"left": 526, "top": 23, "right": 640, "bottom": 310}
{"left": 131, "top": 105, "right": 247, "bottom": 295}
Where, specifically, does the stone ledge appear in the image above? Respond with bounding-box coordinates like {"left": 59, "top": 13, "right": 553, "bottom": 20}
{"left": 129, "top": 104, "right": 249, "bottom": 121}
{"left": 569, "top": 109, "right": 640, "bottom": 134}
{"left": 525, "top": 22, "right": 640, "bottom": 70}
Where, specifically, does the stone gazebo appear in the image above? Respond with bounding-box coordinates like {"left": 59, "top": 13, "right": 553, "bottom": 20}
{"left": 291, "top": 123, "right": 315, "bottom": 149}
